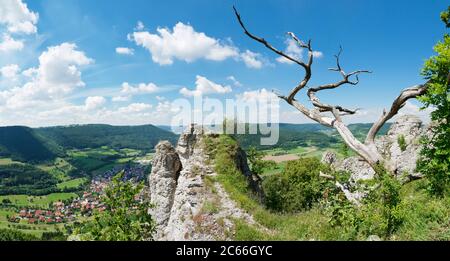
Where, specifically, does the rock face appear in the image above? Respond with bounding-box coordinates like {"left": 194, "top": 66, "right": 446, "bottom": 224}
{"left": 148, "top": 141, "right": 182, "bottom": 235}
{"left": 322, "top": 115, "right": 428, "bottom": 183}
{"left": 148, "top": 125, "right": 263, "bottom": 241}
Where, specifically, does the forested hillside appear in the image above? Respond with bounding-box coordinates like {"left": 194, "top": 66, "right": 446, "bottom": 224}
{"left": 0, "top": 126, "right": 62, "bottom": 163}
{"left": 35, "top": 124, "right": 178, "bottom": 151}
{"left": 232, "top": 123, "right": 391, "bottom": 150}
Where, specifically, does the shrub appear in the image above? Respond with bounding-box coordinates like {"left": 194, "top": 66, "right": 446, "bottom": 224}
{"left": 397, "top": 135, "right": 407, "bottom": 152}
{"left": 263, "top": 157, "right": 333, "bottom": 212}
{"left": 71, "top": 171, "right": 155, "bottom": 241}
{"left": 326, "top": 166, "right": 405, "bottom": 239}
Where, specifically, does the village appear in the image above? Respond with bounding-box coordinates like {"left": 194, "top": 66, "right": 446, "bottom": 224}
{"left": 7, "top": 164, "right": 148, "bottom": 225}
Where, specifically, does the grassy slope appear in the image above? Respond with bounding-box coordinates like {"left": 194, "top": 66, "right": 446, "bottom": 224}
{"left": 207, "top": 134, "right": 450, "bottom": 241}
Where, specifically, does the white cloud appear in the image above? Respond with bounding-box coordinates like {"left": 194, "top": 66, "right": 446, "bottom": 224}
{"left": 0, "top": 0, "right": 39, "bottom": 34}
{"left": 118, "top": 103, "right": 152, "bottom": 113}
{"left": 129, "top": 22, "right": 239, "bottom": 65}
{"left": 227, "top": 76, "right": 242, "bottom": 87}
{"left": 0, "top": 34, "right": 24, "bottom": 52}
{"left": 0, "top": 64, "right": 20, "bottom": 79}
{"left": 2, "top": 42, "right": 93, "bottom": 109}
{"left": 276, "top": 38, "right": 323, "bottom": 64}
{"left": 84, "top": 96, "right": 106, "bottom": 110}
{"left": 237, "top": 88, "right": 279, "bottom": 103}
{"left": 135, "top": 21, "right": 145, "bottom": 31}
{"left": 115, "top": 47, "right": 134, "bottom": 55}
{"left": 156, "top": 95, "right": 165, "bottom": 101}
{"left": 240, "top": 50, "right": 263, "bottom": 69}
{"left": 120, "top": 82, "right": 160, "bottom": 95}
{"left": 276, "top": 39, "right": 302, "bottom": 64}
{"left": 180, "top": 75, "right": 232, "bottom": 97}
{"left": 312, "top": 51, "right": 323, "bottom": 58}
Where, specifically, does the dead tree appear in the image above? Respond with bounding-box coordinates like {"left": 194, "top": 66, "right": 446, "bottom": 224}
{"left": 233, "top": 7, "right": 428, "bottom": 175}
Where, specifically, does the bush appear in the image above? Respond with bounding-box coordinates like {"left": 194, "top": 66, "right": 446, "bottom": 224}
{"left": 0, "top": 228, "right": 38, "bottom": 241}
{"left": 325, "top": 166, "right": 405, "bottom": 239}
{"left": 397, "top": 135, "right": 407, "bottom": 152}
{"left": 263, "top": 157, "right": 333, "bottom": 212}
{"left": 71, "top": 171, "right": 156, "bottom": 241}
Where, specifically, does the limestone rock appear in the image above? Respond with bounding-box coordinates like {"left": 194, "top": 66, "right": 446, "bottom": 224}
{"left": 148, "top": 140, "right": 182, "bottom": 234}
{"left": 325, "top": 115, "right": 428, "bottom": 183}
{"left": 148, "top": 125, "right": 264, "bottom": 241}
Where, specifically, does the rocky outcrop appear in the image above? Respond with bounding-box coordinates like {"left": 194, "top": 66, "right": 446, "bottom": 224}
{"left": 234, "top": 147, "right": 265, "bottom": 202}
{"left": 322, "top": 115, "right": 429, "bottom": 183}
{"left": 148, "top": 141, "right": 182, "bottom": 235}
{"left": 148, "top": 125, "right": 263, "bottom": 241}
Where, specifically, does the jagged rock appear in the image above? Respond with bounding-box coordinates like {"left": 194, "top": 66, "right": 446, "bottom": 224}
{"left": 325, "top": 115, "right": 428, "bottom": 183}
{"left": 378, "top": 115, "right": 425, "bottom": 180}
{"left": 148, "top": 140, "right": 182, "bottom": 236}
{"left": 148, "top": 125, "right": 264, "bottom": 241}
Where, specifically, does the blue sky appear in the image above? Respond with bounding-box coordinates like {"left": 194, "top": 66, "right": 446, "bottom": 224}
{"left": 0, "top": 0, "right": 447, "bottom": 127}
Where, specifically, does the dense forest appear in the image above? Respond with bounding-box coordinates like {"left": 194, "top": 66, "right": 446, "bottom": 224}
{"left": 0, "top": 124, "right": 178, "bottom": 163}
{"left": 232, "top": 123, "right": 391, "bottom": 150}
{"left": 35, "top": 124, "right": 178, "bottom": 151}
{"left": 0, "top": 164, "right": 59, "bottom": 195}
{"left": 0, "top": 126, "right": 62, "bottom": 163}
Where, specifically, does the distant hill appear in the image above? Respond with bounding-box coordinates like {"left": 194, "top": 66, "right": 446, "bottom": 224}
{"left": 230, "top": 123, "right": 392, "bottom": 150}
{"left": 34, "top": 124, "right": 178, "bottom": 151}
{"left": 0, "top": 126, "right": 62, "bottom": 163}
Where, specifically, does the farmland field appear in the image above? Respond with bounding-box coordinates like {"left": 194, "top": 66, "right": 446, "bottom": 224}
{"left": 56, "top": 178, "right": 87, "bottom": 190}
{"left": 0, "top": 193, "right": 78, "bottom": 208}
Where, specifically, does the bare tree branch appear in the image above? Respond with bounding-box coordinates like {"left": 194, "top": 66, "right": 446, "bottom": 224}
{"left": 233, "top": 6, "right": 306, "bottom": 68}
{"left": 233, "top": 6, "right": 429, "bottom": 177}
{"left": 365, "top": 83, "right": 429, "bottom": 144}
{"left": 233, "top": 6, "right": 312, "bottom": 103}
{"left": 306, "top": 48, "right": 371, "bottom": 114}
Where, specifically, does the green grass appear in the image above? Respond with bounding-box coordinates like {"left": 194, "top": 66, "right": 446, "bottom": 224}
{"left": 208, "top": 134, "right": 450, "bottom": 241}
{"left": 207, "top": 135, "right": 342, "bottom": 240}
{"left": 56, "top": 178, "right": 87, "bottom": 190}
{"left": 36, "top": 158, "right": 75, "bottom": 182}
{"left": 0, "top": 193, "right": 78, "bottom": 208}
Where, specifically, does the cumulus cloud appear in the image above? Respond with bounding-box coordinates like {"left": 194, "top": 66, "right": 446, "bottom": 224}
{"left": 0, "top": 0, "right": 39, "bottom": 34}
{"left": 129, "top": 22, "right": 239, "bottom": 65}
{"left": 115, "top": 47, "right": 134, "bottom": 55}
{"left": 0, "top": 33, "right": 24, "bottom": 52}
{"left": 240, "top": 50, "right": 263, "bottom": 69}
{"left": 0, "top": 64, "right": 20, "bottom": 79}
{"left": 180, "top": 75, "right": 232, "bottom": 97}
{"left": 120, "top": 82, "right": 159, "bottom": 95}
{"left": 84, "top": 96, "right": 106, "bottom": 110}
{"left": 1, "top": 42, "right": 93, "bottom": 109}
